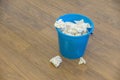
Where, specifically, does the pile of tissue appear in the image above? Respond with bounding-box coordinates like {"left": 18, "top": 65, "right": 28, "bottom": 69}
{"left": 54, "top": 19, "right": 91, "bottom": 36}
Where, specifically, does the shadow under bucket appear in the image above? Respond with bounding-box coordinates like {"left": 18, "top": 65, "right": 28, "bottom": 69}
{"left": 56, "top": 13, "right": 94, "bottom": 59}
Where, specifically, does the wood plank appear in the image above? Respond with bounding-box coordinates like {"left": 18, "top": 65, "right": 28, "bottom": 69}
{"left": 0, "top": 0, "right": 120, "bottom": 80}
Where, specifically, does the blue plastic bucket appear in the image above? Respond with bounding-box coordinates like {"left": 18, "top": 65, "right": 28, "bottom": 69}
{"left": 56, "top": 13, "right": 94, "bottom": 59}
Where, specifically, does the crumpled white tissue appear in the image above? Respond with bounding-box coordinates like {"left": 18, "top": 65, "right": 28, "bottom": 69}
{"left": 50, "top": 56, "right": 62, "bottom": 68}
{"left": 78, "top": 57, "right": 86, "bottom": 64}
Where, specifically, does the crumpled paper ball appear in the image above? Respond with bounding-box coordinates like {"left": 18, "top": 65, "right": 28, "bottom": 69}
{"left": 50, "top": 56, "right": 62, "bottom": 68}
{"left": 78, "top": 57, "right": 86, "bottom": 64}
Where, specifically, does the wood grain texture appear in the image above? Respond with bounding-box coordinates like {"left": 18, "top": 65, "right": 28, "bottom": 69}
{"left": 0, "top": 0, "right": 120, "bottom": 80}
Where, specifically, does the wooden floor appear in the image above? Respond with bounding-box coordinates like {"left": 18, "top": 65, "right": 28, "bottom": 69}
{"left": 0, "top": 0, "right": 120, "bottom": 80}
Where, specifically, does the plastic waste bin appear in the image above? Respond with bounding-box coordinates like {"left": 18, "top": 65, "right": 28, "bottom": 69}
{"left": 56, "top": 13, "right": 94, "bottom": 59}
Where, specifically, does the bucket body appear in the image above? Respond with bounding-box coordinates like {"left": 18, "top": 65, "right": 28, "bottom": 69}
{"left": 56, "top": 13, "right": 94, "bottom": 59}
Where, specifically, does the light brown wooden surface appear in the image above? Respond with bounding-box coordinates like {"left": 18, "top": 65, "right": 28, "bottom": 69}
{"left": 0, "top": 0, "right": 120, "bottom": 80}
